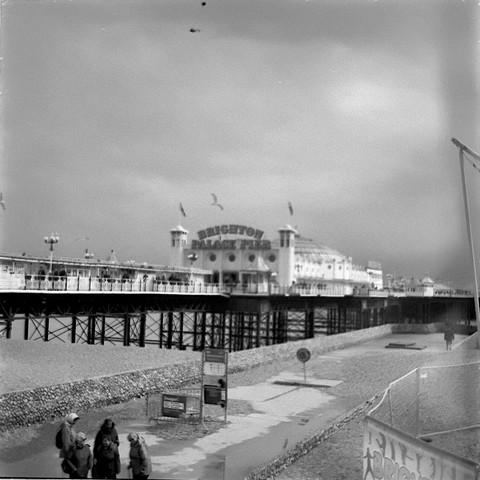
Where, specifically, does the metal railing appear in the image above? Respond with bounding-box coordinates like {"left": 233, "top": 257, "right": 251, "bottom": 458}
{"left": 0, "top": 273, "right": 474, "bottom": 298}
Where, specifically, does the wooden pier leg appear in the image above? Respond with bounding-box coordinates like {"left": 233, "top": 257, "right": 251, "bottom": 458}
{"left": 166, "top": 312, "right": 173, "bottom": 349}
{"left": 255, "top": 312, "right": 261, "bottom": 348}
{"left": 159, "top": 312, "right": 164, "bottom": 348}
{"left": 178, "top": 311, "right": 184, "bottom": 350}
{"left": 100, "top": 315, "right": 106, "bottom": 345}
{"left": 88, "top": 315, "right": 96, "bottom": 345}
{"left": 139, "top": 311, "right": 146, "bottom": 348}
{"left": 44, "top": 315, "right": 50, "bottom": 342}
{"left": 201, "top": 311, "right": 207, "bottom": 351}
{"left": 71, "top": 315, "right": 77, "bottom": 343}
{"left": 24, "top": 312, "right": 29, "bottom": 340}
{"left": 306, "top": 309, "right": 314, "bottom": 339}
{"left": 123, "top": 314, "right": 130, "bottom": 346}
{"left": 193, "top": 311, "right": 199, "bottom": 351}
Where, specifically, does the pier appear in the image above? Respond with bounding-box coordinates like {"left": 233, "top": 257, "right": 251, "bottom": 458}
{"left": 0, "top": 288, "right": 474, "bottom": 351}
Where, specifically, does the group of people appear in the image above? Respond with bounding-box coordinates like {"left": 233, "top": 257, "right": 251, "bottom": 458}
{"left": 58, "top": 413, "right": 152, "bottom": 479}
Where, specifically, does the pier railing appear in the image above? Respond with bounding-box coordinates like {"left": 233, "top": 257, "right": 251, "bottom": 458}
{"left": 0, "top": 273, "right": 473, "bottom": 298}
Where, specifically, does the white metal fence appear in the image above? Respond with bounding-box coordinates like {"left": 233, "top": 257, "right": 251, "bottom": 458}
{"left": 369, "top": 362, "right": 480, "bottom": 440}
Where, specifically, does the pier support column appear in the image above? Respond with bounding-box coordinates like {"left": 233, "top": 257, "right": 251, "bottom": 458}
{"left": 24, "top": 312, "right": 29, "bottom": 340}
{"left": 71, "top": 315, "right": 77, "bottom": 343}
{"left": 123, "top": 314, "right": 130, "bottom": 346}
{"left": 139, "top": 311, "right": 146, "bottom": 348}
{"left": 87, "top": 315, "right": 96, "bottom": 344}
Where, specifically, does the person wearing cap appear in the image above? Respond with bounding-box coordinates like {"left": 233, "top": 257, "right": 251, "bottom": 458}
{"left": 127, "top": 433, "right": 152, "bottom": 480}
{"left": 60, "top": 413, "right": 80, "bottom": 460}
{"left": 65, "top": 432, "right": 93, "bottom": 479}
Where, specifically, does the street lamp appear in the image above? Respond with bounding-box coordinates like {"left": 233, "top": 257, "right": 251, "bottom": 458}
{"left": 187, "top": 253, "right": 198, "bottom": 284}
{"left": 44, "top": 233, "right": 59, "bottom": 274}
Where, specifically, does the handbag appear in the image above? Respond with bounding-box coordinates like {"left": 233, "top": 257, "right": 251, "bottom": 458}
{"left": 61, "top": 459, "right": 73, "bottom": 474}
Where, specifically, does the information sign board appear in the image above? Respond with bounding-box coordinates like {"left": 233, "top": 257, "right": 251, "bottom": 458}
{"left": 204, "top": 385, "right": 222, "bottom": 405}
{"left": 162, "top": 394, "right": 187, "bottom": 418}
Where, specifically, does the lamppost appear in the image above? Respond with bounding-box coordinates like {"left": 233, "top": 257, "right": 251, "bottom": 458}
{"left": 44, "top": 233, "right": 59, "bottom": 275}
{"left": 187, "top": 253, "right": 198, "bottom": 284}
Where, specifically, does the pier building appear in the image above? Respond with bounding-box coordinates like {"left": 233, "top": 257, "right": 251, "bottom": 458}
{"left": 170, "top": 223, "right": 382, "bottom": 295}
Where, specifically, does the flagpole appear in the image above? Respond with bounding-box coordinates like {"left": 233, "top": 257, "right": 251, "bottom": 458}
{"left": 452, "top": 138, "right": 480, "bottom": 331}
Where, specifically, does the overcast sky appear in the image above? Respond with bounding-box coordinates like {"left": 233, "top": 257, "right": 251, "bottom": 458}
{"left": 1, "top": 0, "right": 479, "bottom": 286}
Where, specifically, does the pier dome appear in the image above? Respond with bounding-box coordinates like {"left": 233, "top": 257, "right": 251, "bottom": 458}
{"left": 272, "top": 235, "right": 347, "bottom": 263}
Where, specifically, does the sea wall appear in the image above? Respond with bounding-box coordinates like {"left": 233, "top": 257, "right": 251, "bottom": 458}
{"left": 0, "top": 324, "right": 394, "bottom": 432}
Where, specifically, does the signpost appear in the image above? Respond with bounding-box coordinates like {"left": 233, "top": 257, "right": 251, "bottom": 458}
{"left": 296, "top": 347, "right": 311, "bottom": 382}
{"left": 201, "top": 348, "right": 228, "bottom": 422}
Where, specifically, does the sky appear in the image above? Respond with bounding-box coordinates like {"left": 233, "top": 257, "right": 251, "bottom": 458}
{"left": 0, "top": 0, "right": 479, "bottom": 287}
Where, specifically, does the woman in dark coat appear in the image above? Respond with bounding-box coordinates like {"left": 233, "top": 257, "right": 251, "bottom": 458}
{"left": 93, "top": 436, "right": 121, "bottom": 479}
{"left": 93, "top": 418, "right": 119, "bottom": 454}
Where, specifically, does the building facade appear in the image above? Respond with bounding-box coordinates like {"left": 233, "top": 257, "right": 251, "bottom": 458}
{"left": 170, "top": 223, "right": 383, "bottom": 294}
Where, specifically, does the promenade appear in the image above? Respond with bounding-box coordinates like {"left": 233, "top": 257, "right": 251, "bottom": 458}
{"left": 0, "top": 330, "right": 476, "bottom": 479}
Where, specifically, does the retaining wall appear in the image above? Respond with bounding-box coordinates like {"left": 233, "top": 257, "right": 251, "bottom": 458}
{"left": 0, "top": 324, "right": 394, "bottom": 432}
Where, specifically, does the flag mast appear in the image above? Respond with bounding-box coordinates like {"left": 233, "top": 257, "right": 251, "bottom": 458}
{"left": 452, "top": 138, "right": 480, "bottom": 332}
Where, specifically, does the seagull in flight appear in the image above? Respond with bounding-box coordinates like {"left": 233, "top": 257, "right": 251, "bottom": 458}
{"left": 211, "top": 193, "right": 224, "bottom": 210}
{"left": 190, "top": 28, "right": 201, "bottom": 33}
{"left": 0, "top": 193, "right": 5, "bottom": 210}
{"left": 288, "top": 201, "right": 293, "bottom": 216}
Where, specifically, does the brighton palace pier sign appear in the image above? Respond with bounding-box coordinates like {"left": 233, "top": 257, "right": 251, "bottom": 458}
{"left": 191, "top": 225, "right": 272, "bottom": 250}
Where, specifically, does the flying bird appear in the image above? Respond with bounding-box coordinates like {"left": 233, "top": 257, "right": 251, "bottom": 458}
{"left": 201, "top": 1, "right": 206, "bottom": 5}
{"left": 0, "top": 193, "right": 5, "bottom": 210}
{"left": 288, "top": 201, "right": 293, "bottom": 216}
{"left": 179, "top": 202, "right": 187, "bottom": 217}
{"left": 211, "top": 193, "right": 224, "bottom": 210}
{"left": 190, "top": 28, "right": 201, "bottom": 33}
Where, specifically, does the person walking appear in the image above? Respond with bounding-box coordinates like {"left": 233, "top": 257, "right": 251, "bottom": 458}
{"left": 127, "top": 433, "right": 152, "bottom": 480}
{"left": 93, "top": 436, "right": 121, "bottom": 479}
{"left": 444, "top": 322, "right": 455, "bottom": 351}
{"left": 64, "top": 432, "right": 93, "bottom": 479}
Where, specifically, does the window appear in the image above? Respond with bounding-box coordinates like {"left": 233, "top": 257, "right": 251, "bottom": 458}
{"left": 268, "top": 254, "right": 276, "bottom": 262}
{"left": 209, "top": 254, "right": 217, "bottom": 262}
{"left": 228, "top": 254, "right": 236, "bottom": 262}
{"left": 248, "top": 254, "right": 255, "bottom": 262}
